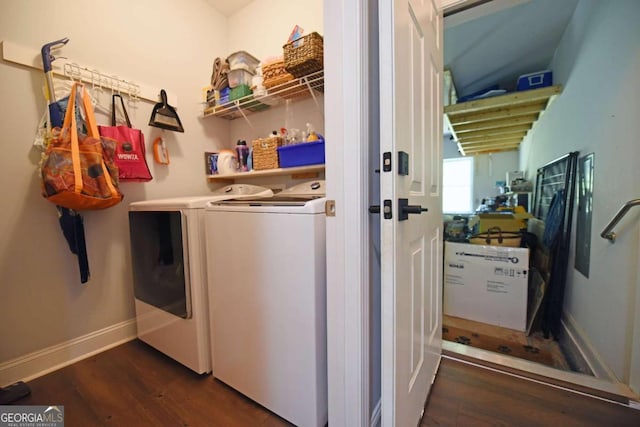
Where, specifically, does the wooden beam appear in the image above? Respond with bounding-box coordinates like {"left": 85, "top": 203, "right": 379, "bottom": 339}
{"left": 457, "top": 124, "right": 531, "bottom": 140}
{"left": 463, "top": 139, "right": 522, "bottom": 149}
{"left": 467, "top": 147, "right": 520, "bottom": 156}
{"left": 444, "top": 85, "right": 562, "bottom": 115}
{"left": 468, "top": 148, "right": 518, "bottom": 156}
{"left": 446, "top": 103, "right": 546, "bottom": 125}
{"left": 459, "top": 138, "right": 523, "bottom": 148}
{"left": 458, "top": 132, "right": 527, "bottom": 144}
{"left": 463, "top": 143, "right": 521, "bottom": 153}
{"left": 457, "top": 141, "right": 467, "bottom": 156}
{"left": 457, "top": 143, "right": 521, "bottom": 157}
{"left": 452, "top": 114, "right": 538, "bottom": 133}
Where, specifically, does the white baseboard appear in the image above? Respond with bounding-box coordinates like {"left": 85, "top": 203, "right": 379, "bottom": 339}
{"left": 370, "top": 398, "right": 381, "bottom": 427}
{"left": 562, "top": 312, "right": 617, "bottom": 381}
{"left": 0, "top": 319, "right": 137, "bottom": 387}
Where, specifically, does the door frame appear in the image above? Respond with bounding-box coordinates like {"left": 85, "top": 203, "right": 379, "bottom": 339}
{"left": 325, "top": 0, "right": 450, "bottom": 425}
{"left": 325, "top": 0, "right": 372, "bottom": 425}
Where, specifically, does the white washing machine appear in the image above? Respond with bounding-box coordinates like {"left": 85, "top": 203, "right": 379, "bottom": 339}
{"left": 204, "top": 181, "right": 327, "bottom": 427}
{"left": 127, "top": 184, "right": 272, "bottom": 374}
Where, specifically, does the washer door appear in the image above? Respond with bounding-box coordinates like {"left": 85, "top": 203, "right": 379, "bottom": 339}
{"left": 129, "top": 211, "right": 191, "bottom": 318}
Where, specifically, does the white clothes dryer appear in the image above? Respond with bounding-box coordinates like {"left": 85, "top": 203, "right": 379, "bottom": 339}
{"left": 204, "top": 181, "right": 327, "bottom": 427}
{"left": 127, "top": 185, "right": 272, "bottom": 374}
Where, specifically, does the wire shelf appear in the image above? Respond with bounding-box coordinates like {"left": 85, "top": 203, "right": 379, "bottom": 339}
{"left": 203, "top": 70, "right": 324, "bottom": 120}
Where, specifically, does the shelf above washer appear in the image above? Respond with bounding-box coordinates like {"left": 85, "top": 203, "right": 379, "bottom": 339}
{"left": 203, "top": 71, "right": 324, "bottom": 121}
{"left": 206, "top": 164, "right": 325, "bottom": 181}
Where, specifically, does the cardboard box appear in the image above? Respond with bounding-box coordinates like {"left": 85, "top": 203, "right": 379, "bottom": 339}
{"left": 444, "top": 242, "right": 529, "bottom": 331}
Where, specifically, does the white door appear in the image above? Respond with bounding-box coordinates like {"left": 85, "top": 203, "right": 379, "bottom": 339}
{"left": 379, "top": 0, "right": 443, "bottom": 425}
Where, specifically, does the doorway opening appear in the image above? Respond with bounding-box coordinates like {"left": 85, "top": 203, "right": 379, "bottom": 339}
{"left": 440, "top": 0, "right": 638, "bottom": 401}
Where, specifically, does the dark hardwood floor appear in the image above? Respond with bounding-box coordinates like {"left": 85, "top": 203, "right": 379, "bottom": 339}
{"left": 13, "top": 340, "right": 640, "bottom": 426}
{"left": 17, "top": 340, "right": 292, "bottom": 427}
{"left": 422, "top": 358, "right": 639, "bottom": 427}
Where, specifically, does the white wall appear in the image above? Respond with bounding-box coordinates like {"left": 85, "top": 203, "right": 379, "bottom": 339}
{"left": 519, "top": 0, "right": 640, "bottom": 384}
{"left": 227, "top": 0, "right": 323, "bottom": 61}
{"left": 444, "top": 138, "right": 520, "bottom": 210}
{"left": 0, "top": 0, "right": 229, "bottom": 377}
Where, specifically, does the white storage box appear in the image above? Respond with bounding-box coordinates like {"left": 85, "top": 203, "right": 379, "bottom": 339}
{"left": 227, "top": 50, "right": 260, "bottom": 73}
{"left": 444, "top": 242, "right": 529, "bottom": 331}
{"left": 227, "top": 68, "right": 254, "bottom": 88}
{"left": 506, "top": 170, "right": 524, "bottom": 185}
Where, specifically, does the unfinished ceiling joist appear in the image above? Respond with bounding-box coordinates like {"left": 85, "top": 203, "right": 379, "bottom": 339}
{"left": 453, "top": 114, "right": 539, "bottom": 133}
{"left": 463, "top": 143, "right": 521, "bottom": 154}
{"left": 445, "top": 85, "right": 562, "bottom": 156}
{"left": 459, "top": 132, "right": 527, "bottom": 144}
{"left": 448, "top": 102, "right": 547, "bottom": 125}
{"left": 459, "top": 137, "right": 523, "bottom": 149}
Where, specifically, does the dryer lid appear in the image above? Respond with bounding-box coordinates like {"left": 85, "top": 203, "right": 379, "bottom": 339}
{"left": 273, "top": 180, "right": 325, "bottom": 200}
{"left": 129, "top": 185, "right": 273, "bottom": 209}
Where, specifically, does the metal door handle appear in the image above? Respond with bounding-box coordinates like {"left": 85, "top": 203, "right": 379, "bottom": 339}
{"left": 403, "top": 205, "right": 428, "bottom": 214}
{"left": 398, "top": 198, "right": 428, "bottom": 221}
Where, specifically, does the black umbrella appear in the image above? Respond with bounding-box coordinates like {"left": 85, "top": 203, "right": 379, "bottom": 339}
{"left": 41, "top": 37, "right": 90, "bottom": 283}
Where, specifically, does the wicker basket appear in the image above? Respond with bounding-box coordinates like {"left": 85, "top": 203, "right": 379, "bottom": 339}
{"left": 251, "top": 136, "right": 283, "bottom": 170}
{"left": 283, "top": 32, "right": 324, "bottom": 78}
{"left": 262, "top": 59, "right": 295, "bottom": 89}
{"left": 470, "top": 227, "right": 522, "bottom": 247}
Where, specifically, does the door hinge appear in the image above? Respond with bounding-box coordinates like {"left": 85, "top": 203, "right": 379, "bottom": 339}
{"left": 325, "top": 200, "right": 336, "bottom": 217}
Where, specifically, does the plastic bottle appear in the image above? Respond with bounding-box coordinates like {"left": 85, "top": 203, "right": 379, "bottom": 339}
{"left": 305, "top": 122, "right": 319, "bottom": 142}
{"left": 235, "top": 140, "right": 249, "bottom": 172}
{"left": 247, "top": 147, "right": 253, "bottom": 171}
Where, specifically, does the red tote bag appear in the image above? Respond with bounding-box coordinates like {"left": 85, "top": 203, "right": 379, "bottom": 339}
{"left": 98, "top": 94, "right": 153, "bottom": 182}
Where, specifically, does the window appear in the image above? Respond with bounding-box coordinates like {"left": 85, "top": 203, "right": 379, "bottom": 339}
{"left": 443, "top": 157, "right": 474, "bottom": 214}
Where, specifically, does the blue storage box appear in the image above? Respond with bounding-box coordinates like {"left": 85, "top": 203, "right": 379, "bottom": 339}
{"left": 517, "top": 70, "right": 552, "bottom": 91}
{"left": 218, "top": 87, "right": 230, "bottom": 104}
{"left": 277, "top": 141, "right": 325, "bottom": 168}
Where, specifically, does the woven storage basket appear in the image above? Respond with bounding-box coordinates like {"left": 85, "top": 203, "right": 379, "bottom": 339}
{"left": 283, "top": 32, "right": 324, "bottom": 78}
{"left": 251, "top": 136, "right": 283, "bottom": 170}
{"left": 262, "top": 60, "right": 295, "bottom": 89}
{"left": 470, "top": 227, "right": 522, "bottom": 247}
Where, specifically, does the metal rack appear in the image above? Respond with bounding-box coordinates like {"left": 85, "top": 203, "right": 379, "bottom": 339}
{"left": 62, "top": 62, "right": 141, "bottom": 101}
{"left": 1, "top": 39, "right": 176, "bottom": 105}
{"left": 203, "top": 70, "right": 324, "bottom": 121}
